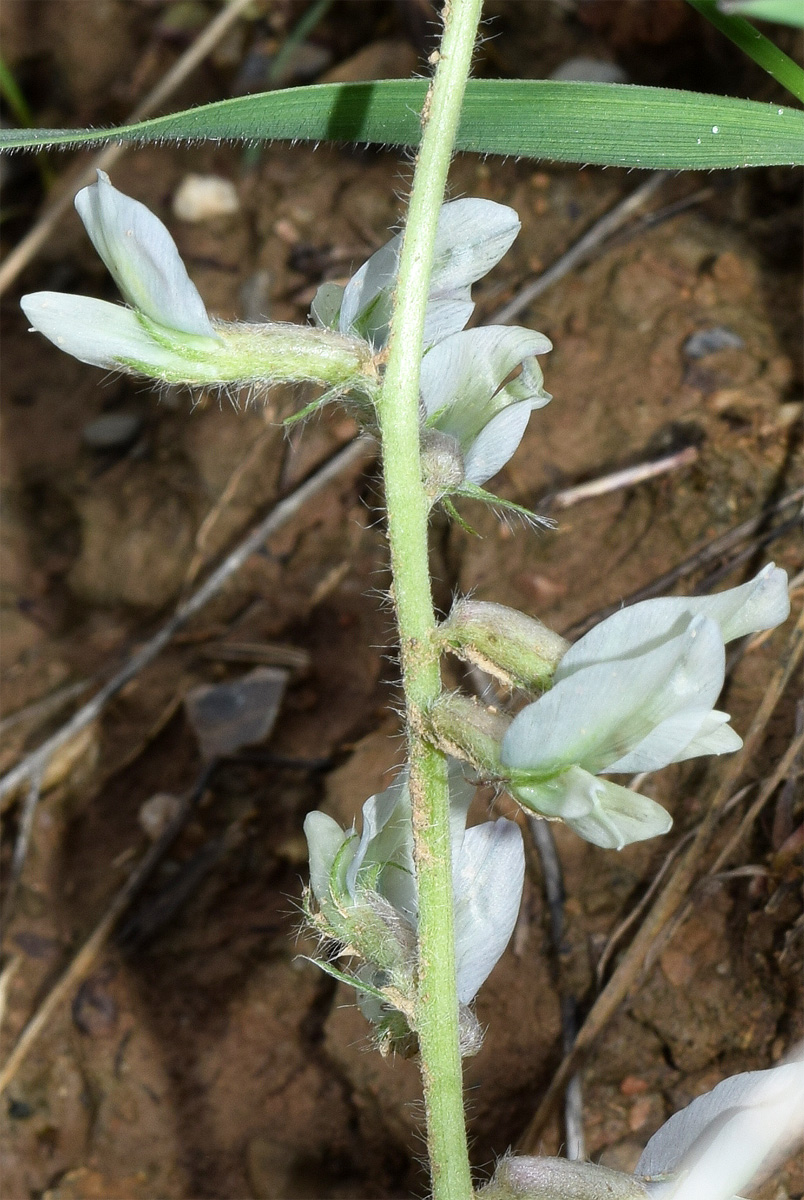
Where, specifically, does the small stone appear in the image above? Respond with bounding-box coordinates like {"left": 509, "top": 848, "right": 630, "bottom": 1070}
{"left": 550, "top": 56, "right": 628, "bottom": 84}
{"left": 138, "top": 792, "right": 182, "bottom": 841}
{"left": 683, "top": 327, "right": 744, "bottom": 359}
{"left": 184, "top": 667, "right": 289, "bottom": 761}
{"left": 82, "top": 412, "right": 143, "bottom": 450}
{"left": 620, "top": 1074, "right": 649, "bottom": 1096}
{"left": 172, "top": 174, "right": 240, "bottom": 222}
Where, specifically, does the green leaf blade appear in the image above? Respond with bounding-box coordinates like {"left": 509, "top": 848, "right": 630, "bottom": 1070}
{"left": 687, "top": 0, "right": 804, "bottom": 102}
{"left": 1, "top": 80, "right": 802, "bottom": 169}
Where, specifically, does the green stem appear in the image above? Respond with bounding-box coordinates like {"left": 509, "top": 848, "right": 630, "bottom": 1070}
{"left": 687, "top": 0, "right": 804, "bottom": 104}
{"left": 375, "top": 1, "right": 483, "bottom": 1197}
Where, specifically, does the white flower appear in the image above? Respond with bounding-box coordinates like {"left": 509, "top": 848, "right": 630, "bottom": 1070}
{"left": 637, "top": 1057, "right": 804, "bottom": 1200}
{"left": 304, "top": 761, "right": 524, "bottom": 1010}
{"left": 74, "top": 170, "right": 217, "bottom": 338}
{"left": 311, "top": 198, "right": 522, "bottom": 350}
{"left": 499, "top": 566, "right": 789, "bottom": 850}
{"left": 22, "top": 171, "right": 220, "bottom": 374}
{"left": 21, "top": 172, "right": 372, "bottom": 390}
{"left": 419, "top": 324, "right": 552, "bottom": 490}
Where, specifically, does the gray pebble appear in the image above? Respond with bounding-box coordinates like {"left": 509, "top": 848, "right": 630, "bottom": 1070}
{"left": 684, "top": 327, "right": 744, "bottom": 359}
{"left": 82, "top": 412, "right": 143, "bottom": 450}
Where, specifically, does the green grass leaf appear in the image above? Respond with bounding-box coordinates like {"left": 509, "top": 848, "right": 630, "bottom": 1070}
{"left": 718, "top": 0, "right": 804, "bottom": 29}
{"left": 1, "top": 80, "right": 802, "bottom": 168}
{"left": 688, "top": 0, "right": 804, "bottom": 100}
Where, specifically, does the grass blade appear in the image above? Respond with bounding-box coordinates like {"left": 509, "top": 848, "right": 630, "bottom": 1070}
{"left": 687, "top": 0, "right": 804, "bottom": 101}
{"left": 0, "top": 80, "right": 802, "bottom": 168}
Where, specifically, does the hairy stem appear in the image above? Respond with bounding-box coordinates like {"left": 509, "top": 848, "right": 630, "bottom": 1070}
{"left": 375, "top": 0, "right": 484, "bottom": 1197}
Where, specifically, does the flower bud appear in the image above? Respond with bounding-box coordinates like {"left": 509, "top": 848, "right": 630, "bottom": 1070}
{"left": 479, "top": 1155, "right": 649, "bottom": 1200}
{"left": 439, "top": 599, "right": 569, "bottom": 691}
{"left": 420, "top": 428, "right": 466, "bottom": 500}
{"left": 427, "top": 692, "right": 509, "bottom": 775}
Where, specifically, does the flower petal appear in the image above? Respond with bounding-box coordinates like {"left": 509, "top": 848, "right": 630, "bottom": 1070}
{"left": 421, "top": 297, "right": 476, "bottom": 349}
{"left": 556, "top": 565, "right": 789, "bottom": 684}
{"left": 502, "top": 615, "right": 726, "bottom": 777}
{"left": 453, "top": 818, "right": 524, "bottom": 1003}
{"left": 498, "top": 353, "right": 552, "bottom": 408}
{"left": 339, "top": 199, "right": 522, "bottom": 350}
{"left": 463, "top": 401, "right": 532, "bottom": 485}
{"left": 429, "top": 199, "right": 521, "bottom": 294}
{"left": 511, "top": 766, "right": 673, "bottom": 850}
{"left": 338, "top": 240, "right": 399, "bottom": 347}
{"left": 75, "top": 171, "right": 216, "bottom": 338}
{"left": 20, "top": 292, "right": 188, "bottom": 372}
{"left": 665, "top": 708, "right": 743, "bottom": 764}
{"left": 303, "top": 811, "right": 349, "bottom": 904}
{"left": 420, "top": 326, "right": 552, "bottom": 447}
{"left": 683, "top": 562, "right": 790, "bottom": 642}
{"left": 348, "top": 776, "right": 416, "bottom": 918}
{"left": 310, "top": 281, "right": 344, "bottom": 330}
{"left": 421, "top": 200, "right": 523, "bottom": 346}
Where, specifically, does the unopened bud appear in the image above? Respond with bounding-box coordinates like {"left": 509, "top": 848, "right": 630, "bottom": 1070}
{"left": 420, "top": 428, "right": 466, "bottom": 499}
{"left": 439, "top": 599, "right": 569, "bottom": 692}
{"left": 479, "top": 1155, "right": 649, "bottom": 1200}
{"left": 427, "top": 692, "right": 509, "bottom": 776}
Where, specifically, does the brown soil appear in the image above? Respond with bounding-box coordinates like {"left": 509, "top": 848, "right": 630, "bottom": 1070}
{"left": 1, "top": 3, "right": 802, "bottom": 1198}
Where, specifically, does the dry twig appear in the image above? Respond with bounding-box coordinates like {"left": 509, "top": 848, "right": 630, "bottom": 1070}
{"left": 544, "top": 446, "right": 698, "bottom": 511}
{"left": 0, "top": 772, "right": 44, "bottom": 934}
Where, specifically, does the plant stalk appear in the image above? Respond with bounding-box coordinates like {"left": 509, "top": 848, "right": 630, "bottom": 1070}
{"left": 375, "top": 0, "right": 484, "bottom": 1197}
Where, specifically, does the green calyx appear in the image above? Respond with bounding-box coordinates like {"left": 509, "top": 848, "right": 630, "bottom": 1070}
{"left": 438, "top": 599, "right": 569, "bottom": 692}
{"left": 123, "top": 314, "right": 379, "bottom": 390}
{"left": 427, "top": 692, "right": 510, "bottom": 776}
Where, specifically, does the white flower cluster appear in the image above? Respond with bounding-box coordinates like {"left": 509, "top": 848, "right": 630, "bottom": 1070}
{"left": 22, "top": 179, "right": 553, "bottom": 510}
{"left": 310, "top": 198, "right": 553, "bottom": 503}
{"left": 21, "top": 179, "right": 793, "bottom": 1032}
{"left": 304, "top": 761, "right": 524, "bottom": 1054}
